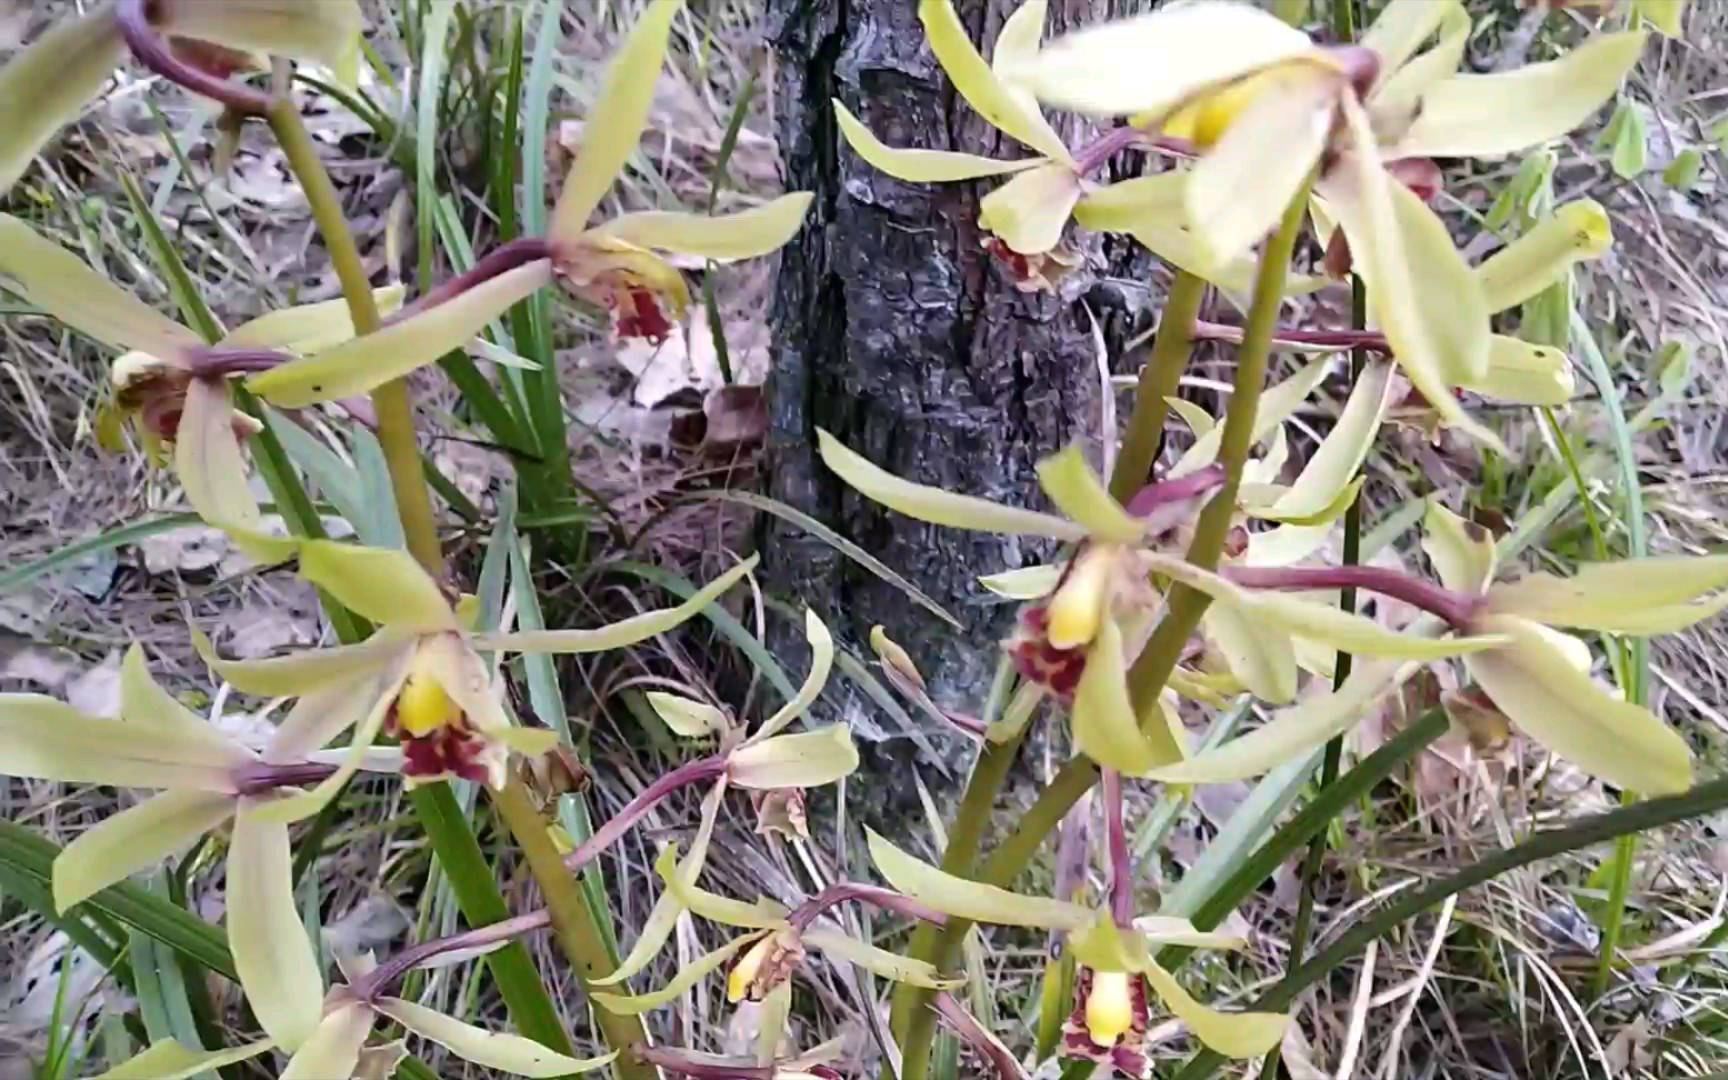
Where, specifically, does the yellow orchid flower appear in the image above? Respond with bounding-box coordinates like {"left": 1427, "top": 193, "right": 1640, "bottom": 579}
{"left": 0, "top": 647, "right": 405, "bottom": 1050}
{"left": 867, "top": 830, "right": 1287, "bottom": 1064}
{"left": 0, "top": 0, "right": 361, "bottom": 195}
{"left": 1148, "top": 503, "right": 1711, "bottom": 795}
{"left": 97, "top": 950, "right": 615, "bottom": 1079}
{"left": 835, "top": 0, "right": 1105, "bottom": 287}
{"left": 194, "top": 540, "right": 757, "bottom": 802}
{"left": 0, "top": 215, "right": 401, "bottom": 535}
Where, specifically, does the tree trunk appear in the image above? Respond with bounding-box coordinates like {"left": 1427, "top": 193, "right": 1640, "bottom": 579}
{"left": 761, "top": 0, "right": 1142, "bottom": 785}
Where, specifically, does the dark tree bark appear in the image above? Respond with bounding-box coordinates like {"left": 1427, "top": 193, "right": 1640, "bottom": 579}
{"left": 761, "top": 0, "right": 1147, "bottom": 782}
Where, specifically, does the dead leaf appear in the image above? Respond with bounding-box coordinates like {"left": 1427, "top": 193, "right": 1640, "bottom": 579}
{"left": 703, "top": 385, "right": 768, "bottom": 450}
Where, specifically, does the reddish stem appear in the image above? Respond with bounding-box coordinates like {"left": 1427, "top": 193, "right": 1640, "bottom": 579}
{"left": 560, "top": 754, "right": 730, "bottom": 872}
{"left": 786, "top": 883, "right": 949, "bottom": 933}
{"left": 1102, "top": 769, "right": 1134, "bottom": 926}
{"left": 349, "top": 909, "right": 552, "bottom": 1002}
{"left": 1123, "top": 463, "right": 1226, "bottom": 520}
{"left": 630, "top": 1048, "right": 778, "bottom": 1079}
{"left": 231, "top": 760, "right": 337, "bottom": 797}
{"left": 116, "top": 0, "right": 273, "bottom": 115}
{"left": 1193, "top": 320, "right": 1391, "bottom": 353}
{"left": 1222, "top": 564, "right": 1483, "bottom": 630}
{"left": 930, "top": 992, "right": 1027, "bottom": 1079}
{"left": 392, "top": 237, "right": 555, "bottom": 323}
{"left": 182, "top": 347, "right": 299, "bottom": 378}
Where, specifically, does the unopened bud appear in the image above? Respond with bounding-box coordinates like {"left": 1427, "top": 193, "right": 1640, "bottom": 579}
{"left": 870, "top": 625, "right": 926, "bottom": 692}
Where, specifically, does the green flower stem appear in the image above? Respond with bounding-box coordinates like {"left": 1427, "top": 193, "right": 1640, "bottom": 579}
{"left": 492, "top": 781, "right": 655, "bottom": 1079}
{"left": 893, "top": 184, "right": 1315, "bottom": 1080}
{"left": 265, "top": 88, "right": 582, "bottom": 1055}
{"left": 1171, "top": 771, "right": 1728, "bottom": 1080}
{"left": 1110, "top": 269, "right": 1207, "bottom": 504}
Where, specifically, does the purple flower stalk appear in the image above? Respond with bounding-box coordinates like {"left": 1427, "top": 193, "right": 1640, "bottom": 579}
{"left": 115, "top": 0, "right": 273, "bottom": 115}
{"left": 1223, "top": 563, "right": 1483, "bottom": 630}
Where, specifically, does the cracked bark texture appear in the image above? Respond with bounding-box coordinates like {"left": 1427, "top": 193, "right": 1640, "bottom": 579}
{"left": 761, "top": 0, "right": 1149, "bottom": 787}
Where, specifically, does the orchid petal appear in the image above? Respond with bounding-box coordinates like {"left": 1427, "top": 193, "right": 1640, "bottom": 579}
{"left": 1265, "top": 359, "right": 1394, "bottom": 522}
{"left": 1121, "top": 218, "right": 1329, "bottom": 305}
{"left": 1367, "top": 1, "right": 1471, "bottom": 130}
{"left": 979, "top": 565, "right": 1062, "bottom": 599}
{"left": 1421, "top": 501, "right": 1497, "bottom": 595}
{"left": 1245, "top": 522, "right": 1331, "bottom": 568}
{"left": 0, "top": 694, "right": 244, "bottom": 790}
{"left": 590, "top": 193, "right": 813, "bottom": 260}
{"left": 1486, "top": 555, "right": 1728, "bottom": 633}
{"left": 727, "top": 725, "right": 858, "bottom": 789}
{"left": 919, "top": 0, "right": 1071, "bottom": 162}
{"left": 177, "top": 378, "right": 262, "bottom": 530}
{"left": 1187, "top": 65, "right": 1337, "bottom": 266}
{"left": 1001, "top": 2, "right": 1315, "bottom": 118}
{"left": 749, "top": 609, "right": 835, "bottom": 742}
{"left": 193, "top": 626, "right": 410, "bottom": 697}
{"left": 0, "top": 215, "right": 197, "bottom": 356}
{"left": 265, "top": 670, "right": 389, "bottom": 763}
{"left": 592, "top": 932, "right": 769, "bottom": 1015}
{"left": 1149, "top": 658, "right": 1405, "bottom": 783}
{"left": 1072, "top": 616, "right": 1184, "bottom": 774}
{"left": 375, "top": 998, "right": 615, "bottom": 1076}
{"left": 1464, "top": 615, "right": 1692, "bottom": 794}
{"left": 280, "top": 1005, "right": 374, "bottom": 1080}
{"left": 297, "top": 540, "right": 460, "bottom": 632}
{"left": 119, "top": 644, "right": 247, "bottom": 756}
{"left": 1072, "top": 172, "right": 1188, "bottom": 233}
{"left": 549, "top": 0, "right": 681, "bottom": 241}
{"left": 833, "top": 100, "right": 1041, "bottom": 181}
{"left": 219, "top": 286, "right": 406, "bottom": 352}
{"left": 977, "top": 162, "right": 1082, "bottom": 255}
{"left": 247, "top": 260, "right": 551, "bottom": 408}
{"left": 478, "top": 556, "right": 759, "bottom": 653}
{"left": 867, "top": 829, "right": 1092, "bottom": 930}
{"left": 417, "top": 633, "right": 508, "bottom": 734}
{"left": 1636, "top": 0, "right": 1685, "bottom": 35}
{"left": 0, "top": 14, "right": 125, "bottom": 196}
{"left": 1475, "top": 200, "right": 1613, "bottom": 314}
{"left": 803, "top": 927, "right": 962, "bottom": 989}
{"left": 1172, "top": 356, "right": 1332, "bottom": 478}
{"left": 1035, "top": 446, "right": 1141, "bottom": 544}
{"left": 656, "top": 843, "right": 789, "bottom": 928}
{"left": 1396, "top": 33, "right": 1647, "bottom": 159}
{"left": 157, "top": 0, "right": 363, "bottom": 87}
{"left": 816, "top": 428, "right": 1085, "bottom": 541}
{"left": 93, "top": 1038, "right": 274, "bottom": 1080}
{"left": 1462, "top": 337, "right": 1574, "bottom": 405}
{"left": 1133, "top": 914, "right": 1248, "bottom": 949}
{"left": 1201, "top": 603, "right": 1298, "bottom": 704}
{"left": 229, "top": 800, "right": 325, "bottom": 1049}
{"left": 646, "top": 692, "right": 730, "bottom": 738}
{"left": 1144, "top": 960, "right": 1289, "bottom": 1058}
{"left": 55, "top": 790, "right": 235, "bottom": 913}
{"left": 1359, "top": 0, "right": 1459, "bottom": 85}
{"left": 595, "top": 780, "right": 728, "bottom": 986}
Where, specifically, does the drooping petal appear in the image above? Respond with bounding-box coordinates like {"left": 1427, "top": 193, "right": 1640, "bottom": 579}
{"left": 0, "top": 14, "right": 125, "bottom": 196}
{"left": 297, "top": 540, "right": 461, "bottom": 633}
{"left": 979, "top": 564, "right": 1062, "bottom": 599}
{"left": 549, "top": 0, "right": 681, "bottom": 242}
{"left": 0, "top": 694, "right": 245, "bottom": 790}
{"left": 815, "top": 429, "right": 1085, "bottom": 541}
{"left": 646, "top": 692, "right": 731, "bottom": 738}
{"left": 748, "top": 609, "right": 836, "bottom": 742}
{"left": 246, "top": 260, "right": 552, "bottom": 408}
{"left": 1186, "top": 65, "right": 1338, "bottom": 266}
{"left": 977, "top": 162, "right": 1083, "bottom": 255}
{"left": 1461, "top": 337, "right": 1575, "bottom": 406}
{"left": 177, "top": 378, "right": 262, "bottom": 529}
{"left": 803, "top": 927, "right": 963, "bottom": 989}
{"left": 1035, "top": 446, "right": 1142, "bottom": 544}
{"left": 1485, "top": 555, "right": 1728, "bottom": 633}
{"left": 1463, "top": 615, "right": 1692, "bottom": 794}
{"left": 193, "top": 626, "right": 411, "bottom": 697}
{"left": 1072, "top": 172, "right": 1188, "bottom": 233}
{"left": 373, "top": 999, "right": 614, "bottom": 1076}
{"left": 1264, "top": 359, "right": 1395, "bottom": 523}
{"left": 589, "top": 193, "right": 813, "bottom": 261}
{"left": 1143, "top": 961, "right": 1289, "bottom": 1058}
{"left": 867, "top": 829, "right": 1092, "bottom": 930}
{"left": 477, "top": 555, "right": 759, "bottom": 653}
{"left": 156, "top": 0, "right": 363, "bottom": 86}
{"left": 833, "top": 100, "right": 1041, "bottom": 182}
{"left": 1395, "top": 32, "right": 1647, "bottom": 159}
{"left": 54, "top": 790, "right": 236, "bottom": 913}
{"left": 727, "top": 725, "right": 859, "bottom": 789}
{"left": 655, "top": 843, "right": 790, "bottom": 928}
{"left": 228, "top": 800, "right": 326, "bottom": 1050}
{"left": 219, "top": 286, "right": 407, "bottom": 352}
{"left": 0, "top": 215, "right": 197, "bottom": 357}
{"left": 1071, "top": 615, "right": 1184, "bottom": 773}
{"left": 919, "top": 0, "right": 1071, "bottom": 163}
{"left": 591, "top": 932, "right": 770, "bottom": 1015}
{"left": 1421, "top": 501, "right": 1496, "bottom": 595}
{"left": 92, "top": 1038, "right": 274, "bottom": 1080}
{"left": 1475, "top": 200, "right": 1613, "bottom": 314}
{"left": 1000, "top": 2, "right": 1317, "bottom": 118}
{"left": 279, "top": 1004, "right": 373, "bottom": 1080}
{"left": 1149, "top": 658, "right": 1405, "bottom": 783}
{"left": 1201, "top": 603, "right": 1298, "bottom": 704}
{"left": 119, "top": 644, "right": 248, "bottom": 756}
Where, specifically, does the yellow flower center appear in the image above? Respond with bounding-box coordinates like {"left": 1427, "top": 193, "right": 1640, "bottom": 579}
{"left": 727, "top": 936, "right": 775, "bottom": 1004}
{"left": 1158, "top": 76, "right": 1272, "bottom": 148}
{"left": 396, "top": 671, "right": 462, "bottom": 738}
{"left": 1046, "top": 548, "right": 1115, "bottom": 650}
{"left": 1084, "top": 969, "right": 1136, "bottom": 1045}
